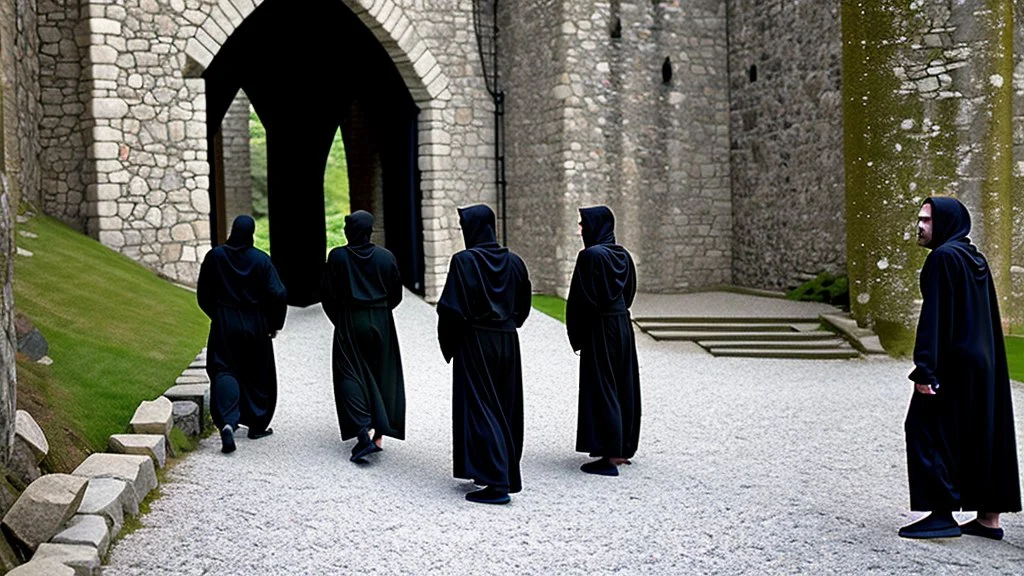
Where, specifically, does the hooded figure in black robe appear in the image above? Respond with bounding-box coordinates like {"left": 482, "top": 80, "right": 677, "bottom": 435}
{"left": 197, "top": 215, "right": 288, "bottom": 454}
{"left": 899, "top": 196, "right": 1021, "bottom": 540}
{"left": 437, "top": 204, "right": 531, "bottom": 505}
{"left": 566, "top": 206, "right": 641, "bottom": 476}
{"left": 321, "top": 210, "right": 405, "bottom": 462}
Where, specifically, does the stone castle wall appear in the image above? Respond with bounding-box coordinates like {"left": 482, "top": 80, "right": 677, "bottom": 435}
{"left": 1011, "top": 0, "right": 1023, "bottom": 327}
{"left": 38, "top": 0, "right": 90, "bottom": 228}
{"left": 727, "top": 0, "right": 845, "bottom": 291}
{"left": 503, "top": 0, "right": 731, "bottom": 297}
{"left": 220, "top": 90, "right": 251, "bottom": 232}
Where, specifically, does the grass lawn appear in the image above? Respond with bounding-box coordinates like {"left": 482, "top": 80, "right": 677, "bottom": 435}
{"left": 251, "top": 111, "right": 349, "bottom": 255}
{"left": 1008, "top": 335, "right": 1024, "bottom": 384}
{"left": 13, "top": 215, "right": 209, "bottom": 471}
{"left": 532, "top": 294, "right": 566, "bottom": 324}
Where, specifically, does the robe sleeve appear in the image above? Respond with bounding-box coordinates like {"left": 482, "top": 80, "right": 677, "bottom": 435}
{"left": 566, "top": 251, "right": 591, "bottom": 352}
{"left": 387, "top": 253, "right": 403, "bottom": 310}
{"left": 320, "top": 254, "right": 338, "bottom": 327}
{"left": 262, "top": 258, "right": 288, "bottom": 332}
{"left": 909, "top": 250, "right": 955, "bottom": 389}
{"left": 196, "top": 251, "right": 216, "bottom": 319}
{"left": 512, "top": 257, "right": 532, "bottom": 329}
{"left": 624, "top": 252, "right": 638, "bottom": 309}
{"left": 437, "top": 258, "right": 465, "bottom": 363}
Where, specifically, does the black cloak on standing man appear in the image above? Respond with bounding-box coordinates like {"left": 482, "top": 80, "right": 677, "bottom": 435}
{"left": 321, "top": 210, "right": 406, "bottom": 462}
{"left": 566, "top": 206, "right": 641, "bottom": 477}
{"left": 899, "top": 196, "right": 1021, "bottom": 539}
{"left": 197, "top": 215, "right": 288, "bottom": 454}
{"left": 437, "top": 204, "right": 532, "bottom": 505}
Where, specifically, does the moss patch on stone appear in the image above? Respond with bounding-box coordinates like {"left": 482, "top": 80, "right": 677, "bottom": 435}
{"left": 873, "top": 319, "right": 916, "bottom": 358}
{"left": 786, "top": 273, "right": 849, "bottom": 309}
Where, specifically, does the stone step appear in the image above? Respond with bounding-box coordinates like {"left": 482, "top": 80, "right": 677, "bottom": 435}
{"left": 71, "top": 454, "right": 156, "bottom": 506}
{"left": 163, "top": 383, "right": 210, "bottom": 428}
{"left": 696, "top": 339, "right": 848, "bottom": 350}
{"left": 51, "top": 514, "right": 111, "bottom": 557}
{"left": 175, "top": 374, "right": 210, "bottom": 385}
{"left": 634, "top": 315, "right": 822, "bottom": 325}
{"left": 179, "top": 367, "right": 207, "bottom": 379}
{"left": 705, "top": 347, "right": 862, "bottom": 360}
{"left": 649, "top": 330, "right": 839, "bottom": 342}
{"left": 129, "top": 397, "right": 173, "bottom": 437}
{"left": 108, "top": 434, "right": 167, "bottom": 468}
{"left": 7, "top": 558, "right": 76, "bottom": 576}
{"left": 819, "top": 313, "right": 888, "bottom": 355}
{"left": 640, "top": 322, "right": 804, "bottom": 333}
{"left": 0, "top": 474, "right": 89, "bottom": 556}
{"left": 31, "top": 543, "right": 101, "bottom": 576}
{"left": 76, "top": 479, "right": 132, "bottom": 536}
{"left": 172, "top": 401, "right": 200, "bottom": 437}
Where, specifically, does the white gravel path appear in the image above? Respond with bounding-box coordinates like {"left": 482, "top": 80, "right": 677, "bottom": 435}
{"left": 102, "top": 293, "right": 1024, "bottom": 575}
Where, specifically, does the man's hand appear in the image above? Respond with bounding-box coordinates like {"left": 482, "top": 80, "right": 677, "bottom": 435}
{"left": 915, "top": 383, "right": 936, "bottom": 395}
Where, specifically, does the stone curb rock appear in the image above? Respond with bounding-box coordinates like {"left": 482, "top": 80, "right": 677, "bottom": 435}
{"left": 14, "top": 312, "right": 48, "bottom": 361}
{"left": 14, "top": 411, "right": 48, "bottom": 462}
{"left": 0, "top": 474, "right": 88, "bottom": 557}
{"left": 174, "top": 374, "right": 209, "bottom": 385}
{"left": 12, "top": 411, "right": 49, "bottom": 484}
{"left": 32, "top": 542, "right": 101, "bottom": 576}
{"left": 179, "top": 367, "right": 207, "bottom": 379}
{"left": 129, "top": 396, "right": 173, "bottom": 437}
{"left": 51, "top": 514, "right": 111, "bottom": 557}
{"left": 76, "top": 479, "right": 131, "bottom": 535}
{"left": 164, "top": 383, "right": 209, "bottom": 429}
{"left": 7, "top": 558, "right": 76, "bottom": 576}
{"left": 71, "top": 454, "right": 156, "bottom": 506}
{"left": 108, "top": 434, "right": 167, "bottom": 468}
{"left": 172, "top": 401, "right": 200, "bottom": 437}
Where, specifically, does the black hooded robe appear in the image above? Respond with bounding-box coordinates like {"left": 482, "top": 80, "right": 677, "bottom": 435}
{"left": 437, "top": 205, "right": 531, "bottom": 493}
{"left": 566, "top": 206, "right": 641, "bottom": 460}
{"left": 321, "top": 211, "right": 406, "bottom": 442}
{"left": 905, "top": 196, "right": 1021, "bottom": 513}
{"left": 197, "top": 215, "right": 288, "bottom": 434}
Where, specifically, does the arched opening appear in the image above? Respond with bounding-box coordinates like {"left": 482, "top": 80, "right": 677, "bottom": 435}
{"left": 203, "top": 0, "right": 424, "bottom": 306}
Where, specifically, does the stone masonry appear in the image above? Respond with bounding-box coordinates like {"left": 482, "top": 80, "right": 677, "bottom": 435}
{"left": 1012, "top": 1, "right": 1023, "bottom": 327}
{"left": 728, "top": 0, "right": 845, "bottom": 291}
{"left": 219, "top": 90, "right": 251, "bottom": 235}
{"left": 0, "top": 0, "right": 1014, "bottom": 321}
{"left": 15, "top": 0, "right": 43, "bottom": 209}
{"left": 503, "top": 0, "right": 732, "bottom": 297}
{"left": 26, "top": 0, "right": 496, "bottom": 301}
{"left": 37, "top": 0, "right": 89, "bottom": 227}
{"left": 0, "top": 174, "right": 14, "bottom": 466}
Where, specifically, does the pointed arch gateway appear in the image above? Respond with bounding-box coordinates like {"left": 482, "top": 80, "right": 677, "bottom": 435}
{"left": 186, "top": 0, "right": 452, "bottom": 306}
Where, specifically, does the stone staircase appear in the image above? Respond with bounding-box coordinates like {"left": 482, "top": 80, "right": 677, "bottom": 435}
{"left": 633, "top": 316, "right": 862, "bottom": 360}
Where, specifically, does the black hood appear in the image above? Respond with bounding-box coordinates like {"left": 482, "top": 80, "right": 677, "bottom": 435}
{"left": 580, "top": 206, "right": 616, "bottom": 248}
{"left": 344, "top": 210, "right": 374, "bottom": 247}
{"left": 458, "top": 204, "right": 498, "bottom": 248}
{"left": 226, "top": 215, "right": 255, "bottom": 248}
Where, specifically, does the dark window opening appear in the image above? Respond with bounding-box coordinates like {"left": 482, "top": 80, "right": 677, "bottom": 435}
{"left": 661, "top": 56, "right": 672, "bottom": 84}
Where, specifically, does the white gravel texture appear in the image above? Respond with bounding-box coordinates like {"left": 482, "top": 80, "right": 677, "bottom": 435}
{"left": 103, "top": 292, "right": 1024, "bottom": 575}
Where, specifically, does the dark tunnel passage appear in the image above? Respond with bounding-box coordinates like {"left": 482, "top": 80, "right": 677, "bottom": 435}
{"left": 203, "top": 0, "right": 425, "bottom": 306}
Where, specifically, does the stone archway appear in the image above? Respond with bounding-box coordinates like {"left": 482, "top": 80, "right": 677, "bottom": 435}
{"left": 185, "top": 0, "right": 453, "bottom": 303}
{"left": 69, "top": 0, "right": 459, "bottom": 303}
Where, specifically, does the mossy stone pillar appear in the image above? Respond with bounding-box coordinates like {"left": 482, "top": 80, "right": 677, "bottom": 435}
{"left": 842, "top": 0, "right": 1016, "bottom": 353}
